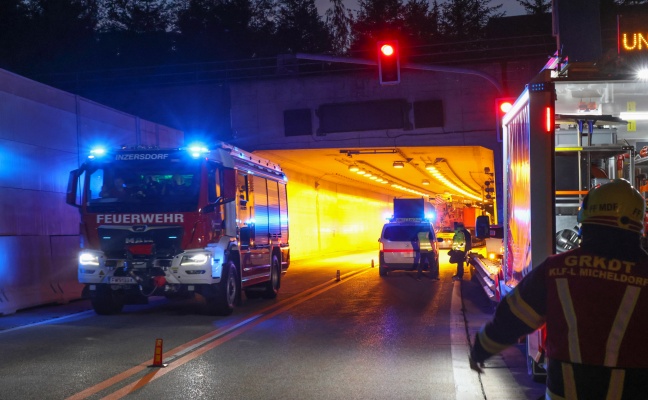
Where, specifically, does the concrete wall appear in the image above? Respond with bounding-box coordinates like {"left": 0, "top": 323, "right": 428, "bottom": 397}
{"left": 0, "top": 69, "right": 183, "bottom": 315}
{"left": 228, "top": 60, "right": 537, "bottom": 151}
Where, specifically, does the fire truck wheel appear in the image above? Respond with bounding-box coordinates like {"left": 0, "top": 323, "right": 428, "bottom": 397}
{"left": 91, "top": 285, "right": 124, "bottom": 315}
{"left": 206, "top": 261, "right": 238, "bottom": 316}
{"left": 262, "top": 255, "right": 281, "bottom": 299}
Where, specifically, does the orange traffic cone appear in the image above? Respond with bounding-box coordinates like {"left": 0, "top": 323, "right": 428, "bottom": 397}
{"left": 148, "top": 338, "right": 168, "bottom": 368}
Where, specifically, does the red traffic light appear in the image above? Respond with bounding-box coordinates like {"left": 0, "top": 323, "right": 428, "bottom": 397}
{"left": 495, "top": 97, "right": 515, "bottom": 142}
{"left": 377, "top": 40, "right": 400, "bottom": 85}
{"left": 380, "top": 44, "right": 395, "bottom": 57}
{"left": 498, "top": 100, "right": 513, "bottom": 114}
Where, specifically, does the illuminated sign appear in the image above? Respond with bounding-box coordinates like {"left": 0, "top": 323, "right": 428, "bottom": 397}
{"left": 618, "top": 14, "right": 648, "bottom": 54}
{"left": 115, "top": 153, "right": 170, "bottom": 160}
{"left": 96, "top": 213, "right": 184, "bottom": 224}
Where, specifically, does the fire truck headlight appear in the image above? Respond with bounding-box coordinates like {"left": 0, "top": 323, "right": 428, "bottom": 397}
{"left": 79, "top": 252, "right": 100, "bottom": 266}
{"left": 181, "top": 253, "right": 210, "bottom": 266}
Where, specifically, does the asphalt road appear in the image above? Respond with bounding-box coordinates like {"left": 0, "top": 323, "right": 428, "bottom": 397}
{"left": 0, "top": 250, "right": 545, "bottom": 400}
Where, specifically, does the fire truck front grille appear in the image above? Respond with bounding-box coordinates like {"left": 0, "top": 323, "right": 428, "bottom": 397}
{"left": 99, "top": 226, "right": 184, "bottom": 259}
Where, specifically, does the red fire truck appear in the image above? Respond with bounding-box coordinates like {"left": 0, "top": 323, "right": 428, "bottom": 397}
{"left": 66, "top": 143, "right": 290, "bottom": 316}
{"left": 470, "top": 55, "right": 648, "bottom": 380}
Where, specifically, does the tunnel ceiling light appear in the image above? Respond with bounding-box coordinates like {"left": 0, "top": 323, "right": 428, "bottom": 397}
{"left": 393, "top": 161, "right": 404, "bottom": 168}
{"left": 356, "top": 169, "right": 367, "bottom": 175}
{"left": 348, "top": 164, "right": 360, "bottom": 172}
{"left": 426, "top": 163, "right": 482, "bottom": 201}
{"left": 422, "top": 179, "right": 430, "bottom": 185}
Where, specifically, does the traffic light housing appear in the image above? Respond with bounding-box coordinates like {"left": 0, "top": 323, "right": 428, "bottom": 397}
{"left": 377, "top": 41, "right": 400, "bottom": 85}
{"left": 495, "top": 97, "right": 515, "bottom": 142}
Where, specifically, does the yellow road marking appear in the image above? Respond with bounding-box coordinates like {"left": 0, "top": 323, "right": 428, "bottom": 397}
{"left": 67, "top": 267, "right": 372, "bottom": 400}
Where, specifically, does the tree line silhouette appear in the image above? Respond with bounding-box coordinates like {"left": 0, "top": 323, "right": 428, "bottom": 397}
{"left": 1, "top": 0, "right": 549, "bottom": 79}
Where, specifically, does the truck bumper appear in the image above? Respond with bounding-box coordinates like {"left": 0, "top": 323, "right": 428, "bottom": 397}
{"left": 77, "top": 248, "right": 227, "bottom": 286}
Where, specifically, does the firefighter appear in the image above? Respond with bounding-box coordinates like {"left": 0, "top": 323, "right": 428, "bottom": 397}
{"left": 164, "top": 174, "right": 188, "bottom": 196}
{"left": 469, "top": 179, "right": 648, "bottom": 399}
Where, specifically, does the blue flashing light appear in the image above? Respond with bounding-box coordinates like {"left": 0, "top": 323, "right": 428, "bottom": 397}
{"left": 89, "top": 147, "right": 107, "bottom": 159}
{"left": 426, "top": 212, "right": 436, "bottom": 222}
{"left": 185, "top": 143, "right": 209, "bottom": 159}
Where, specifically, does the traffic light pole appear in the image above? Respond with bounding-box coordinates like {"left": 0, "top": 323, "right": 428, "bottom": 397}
{"left": 294, "top": 53, "right": 504, "bottom": 95}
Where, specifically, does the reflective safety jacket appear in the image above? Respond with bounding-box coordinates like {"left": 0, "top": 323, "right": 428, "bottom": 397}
{"left": 471, "top": 242, "right": 648, "bottom": 399}
{"left": 417, "top": 231, "right": 433, "bottom": 252}
{"left": 451, "top": 230, "right": 466, "bottom": 251}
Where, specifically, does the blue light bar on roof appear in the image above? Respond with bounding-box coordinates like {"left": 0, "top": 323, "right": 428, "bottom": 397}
{"left": 88, "top": 147, "right": 107, "bottom": 159}
{"left": 185, "top": 144, "right": 209, "bottom": 158}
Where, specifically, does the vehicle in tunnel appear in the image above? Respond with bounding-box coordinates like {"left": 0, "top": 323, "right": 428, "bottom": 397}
{"left": 436, "top": 226, "right": 455, "bottom": 249}
{"left": 66, "top": 143, "right": 290, "bottom": 316}
{"left": 378, "top": 218, "right": 441, "bottom": 276}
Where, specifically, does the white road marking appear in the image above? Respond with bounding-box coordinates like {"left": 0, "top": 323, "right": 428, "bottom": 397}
{"left": 450, "top": 280, "right": 485, "bottom": 399}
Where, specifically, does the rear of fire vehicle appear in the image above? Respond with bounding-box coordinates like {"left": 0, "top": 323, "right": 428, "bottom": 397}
{"left": 67, "top": 143, "right": 289, "bottom": 316}
{"left": 469, "top": 56, "right": 647, "bottom": 382}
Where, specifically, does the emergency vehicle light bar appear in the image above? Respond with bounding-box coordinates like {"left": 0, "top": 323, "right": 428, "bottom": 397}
{"left": 88, "top": 147, "right": 107, "bottom": 159}
{"left": 389, "top": 217, "right": 431, "bottom": 223}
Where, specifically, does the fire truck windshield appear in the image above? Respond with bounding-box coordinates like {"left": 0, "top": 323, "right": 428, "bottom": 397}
{"left": 85, "top": 159, "right": 201, "bottom": 213}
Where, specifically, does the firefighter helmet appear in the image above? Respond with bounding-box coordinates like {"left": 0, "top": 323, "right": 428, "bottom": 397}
{"left": 577, "top": 179, "right": 645, "bottom": 233}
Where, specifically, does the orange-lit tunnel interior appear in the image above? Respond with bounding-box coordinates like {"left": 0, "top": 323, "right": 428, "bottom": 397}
{"left": 257, "top": 146, "right": 497, "bottom": 261}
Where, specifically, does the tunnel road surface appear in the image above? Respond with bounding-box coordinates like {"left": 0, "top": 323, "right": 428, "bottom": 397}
{"left": 0, "top": 250, "right": 545, "bottom": 400}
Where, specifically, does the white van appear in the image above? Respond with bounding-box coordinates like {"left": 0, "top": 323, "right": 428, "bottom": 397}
{"left": 378, "top": 219, "right": 441, "bottom": 277}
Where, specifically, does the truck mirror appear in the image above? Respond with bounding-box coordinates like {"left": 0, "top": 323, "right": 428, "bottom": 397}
{"left": 202, "top": 197, "right": 237, "bottom": 214}
{"left": 475, "top": 215, "right": 491, "bottom": 239}
{"left": 66, "top": 169, "right": 81, "bottom": 208}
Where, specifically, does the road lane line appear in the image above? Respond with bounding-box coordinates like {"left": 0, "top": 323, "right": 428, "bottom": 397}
{"left": 0, "top": 310, "right": 96, "bottom": 334}
{"left": 450, "top": 280, "right": 486, "bottom": 399}
{"left": 67, "top": 267, "right": 372, "bottom": 400}
{"left": 103, "top": 267, "right": 373, "bottom": 399}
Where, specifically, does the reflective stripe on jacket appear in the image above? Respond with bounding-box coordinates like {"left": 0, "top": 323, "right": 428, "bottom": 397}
{"left": 471, "top": 230, "right": 648, "bottom": 399}
{"left": 417, "top": 231, "right": 432, "bottom": 252}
